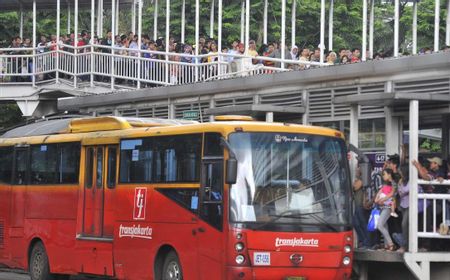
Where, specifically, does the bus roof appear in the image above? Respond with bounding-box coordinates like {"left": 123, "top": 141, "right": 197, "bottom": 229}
{"left": 0, "top": 116, "right": 344, "bottom": 144}
{"left": 1, "top": 117, "right": 198, "bottom": 138}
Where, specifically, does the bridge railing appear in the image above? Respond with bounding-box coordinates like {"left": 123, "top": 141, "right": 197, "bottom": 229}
{"left": 0, "top": 47, "right": 34, "bottom": 84}
{"left": 0, "top": 44, "right": 328, "bottom": 88}
{"left": 415, "top": 179, "right": 450, "bottom": 239}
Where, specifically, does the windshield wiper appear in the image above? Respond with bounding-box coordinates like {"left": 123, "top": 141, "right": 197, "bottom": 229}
{"left": 251, "top": 209, "right": 340, "bottom": 232}
{"left": 300, "top": 212, "right": 339, "bottom": 232}
{"left": 250, "top": 209, "right": 307, "bottom": 230}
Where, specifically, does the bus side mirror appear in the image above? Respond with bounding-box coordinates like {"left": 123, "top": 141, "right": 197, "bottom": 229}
{"left": 359, "top": 162, "right": 371, "bottom": 187}
{"left": 226, "top": 158, "right": 237, "bottom": 185}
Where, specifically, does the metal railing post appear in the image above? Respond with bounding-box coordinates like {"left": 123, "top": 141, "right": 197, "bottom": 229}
{"left": 409, "top": 100, "right": 419, "bottom": 253}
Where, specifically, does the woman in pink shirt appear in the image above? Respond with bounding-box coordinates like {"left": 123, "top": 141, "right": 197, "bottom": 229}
{"left": 375, "top": 168, "right": 396, "bottom": 251}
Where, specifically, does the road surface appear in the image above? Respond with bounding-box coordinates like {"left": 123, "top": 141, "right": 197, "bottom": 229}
{"left": 0, "top": 268, "right": 108, "bottom": 280}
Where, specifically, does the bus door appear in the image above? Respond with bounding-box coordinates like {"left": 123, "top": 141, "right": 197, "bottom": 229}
{"left": 83, "top": 145, "right": 117, "bottom": 237}
{"left": 197, "top": 158, "right": 224, "bottom": 279}
{"left": 78, "top": 145, "right": 116, "bottom": 276}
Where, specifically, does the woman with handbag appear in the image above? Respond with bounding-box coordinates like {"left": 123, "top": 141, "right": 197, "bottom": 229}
{"left": 375, "top": 168, "right": 396, "bottom": 251}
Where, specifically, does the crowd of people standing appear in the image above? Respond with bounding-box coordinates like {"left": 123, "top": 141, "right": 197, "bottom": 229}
{"left": 353, "top": 152, "right": 450, "bottom": 252}
{"left": 2, "top": 30, "right": 449, "bottom": 84}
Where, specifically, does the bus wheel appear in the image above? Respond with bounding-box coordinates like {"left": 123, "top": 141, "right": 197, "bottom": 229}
{"left": 162, "top": 251, "right": 183, "bottom": 280}
{"left": 29, "top": 242, "right": 53, "bottom": 280}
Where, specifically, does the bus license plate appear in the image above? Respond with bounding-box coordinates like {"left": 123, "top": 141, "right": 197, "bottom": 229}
{"left": 253, "top": 252, "right": 271, "bottom": 266}
{"left": 285, "top": 277, "right": 306, "bottom": 280}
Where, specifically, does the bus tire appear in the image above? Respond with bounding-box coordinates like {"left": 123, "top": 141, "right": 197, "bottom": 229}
{"left": 162, "top": 251, "right": 183, "bottom": 280}
{"left": 29, "top": 242, "right": 53, "bottom": 280}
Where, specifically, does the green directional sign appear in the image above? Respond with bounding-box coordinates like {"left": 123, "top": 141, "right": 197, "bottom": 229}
{"left": 182, "top": 110, "right": 199, "bottom": 120}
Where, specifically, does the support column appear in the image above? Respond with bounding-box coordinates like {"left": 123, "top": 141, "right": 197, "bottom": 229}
{"left": 165, "top": 0, "right": 170, "bottom": 84}
{"left": 111, "top": 0, "right": 116, "bottom": 90}
{"left": 90, "top": 0, "right": 95, "bottom": 87}
{"left": 210, "top": 0, "right": 215, "bottom": 39}
{"left": 328, "top": 0, "right": 334, "bottom": 52}
{"left": 442, "top": 114, "right": 450, "bottom": 162}
{"left": 32, "top": 0, "right": 36, "bottom": 87}
{"left": 369, "top": 0, "right": 374, "bottom": 59}
{"left": 97, "top": 0, "right": 103, "bottom": 37}
{"left": 245, "top": 0, "right": 250, "bottom": 53}
{"left": 265, "top": 112, "right": 274, "bottom": 123}
{"left": 56, "top": 0, "right": 61, "bottom": 84}
{"left": 412, "top": 0, "right": 418, "bottom": 54}
{"left": 385, "top": 106, "right": 400, "bottom": 155}
{"left": 447, "top": 0, "right": 450, "bottom": 46}
{"left": 132, "top": 0, "right": 136, "bottom": 34}
{"left": 115, "top": 0, "right": 120, "bottom": 35}
{"left": 181, "top": 0, "right": 186, "bottom": 43}
{"left": 281, "top": 0, "right": 286, "bottom": 68}
{"left": 19, "top": 5, "right": 24, "bottom": 39}
{"left": 137, "top": 0, "right": 142, "bottom": 89}
{"left": 240, "top": 0, "right": 245, "bottom": 44}
{"left": 74, "top": 0, "right": 78, "bottom": 88}
{"left": 154, "top": 0, "right": 158, "bottom": 40}
{"left": 394, "top": 0, "right": 399, "bottom": 57}
{"left": 350, "top": 104, "right": 359, "bottom": 180}
{"left": 362, "top": 0, "right": 367, "bottom": 61}
{"left": 195, "top": 0, "right": 199, "bottom": 81}
{"left": 218, "top": 0, "right": 223, "bottom": 76}
{"left": 302, "top": 89, "right": 309, "bottom": 125}
{"left": 435, "top": 0, "right": 441, "bottom": 52}
{"left": 68, "top": 3, "right": 71, "bottom": 35}
{"left": 263, "top": 0, "right": 268, "bottom": 44}
{"left": 319, "top": 0, "right": 325, "bottom": 64}
{"left": 408, "top": 100, "right": 419, "bottom": 254}
{"left": 292, "top": 0, "right": 296, "bottom": 49}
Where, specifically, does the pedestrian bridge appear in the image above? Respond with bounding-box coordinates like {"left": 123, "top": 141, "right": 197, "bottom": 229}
{"left": 0, "top": 43, "right": 323, "bottom": 116}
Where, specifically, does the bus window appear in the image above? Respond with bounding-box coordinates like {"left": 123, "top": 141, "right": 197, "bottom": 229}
{"left": 0, "top": 147, "right": 13, "bottom": 184}
{"left": 200, "top": 161, "right": 223, "bottom": 231}
{"left": 204, "top": 133, "right": 223, "bottom": 157}
{"left": 96, "top": 148, "right": 104, "bottom": 188}
{"left": 157, "top": 188, "right": 199, "bottom": 213}
{"left": 107, "top": 147, "right": 117, "bottom": 188}
{"left": 28, "top": 143, "right": 80, "bottom": 185}
{"left": 119, "top": 134, "right": 201, "bottom": 184}
{"left": 58, "top": 143, "right": 80, "bottom": 184}
{"left": 30, "top": 145, "right": 57, "bottom": 184}
{"left": 85, "top": 147, "right": 94, "bottom": 189}
{"left": 13, "top": 148, "right": 28, "bottom": 185}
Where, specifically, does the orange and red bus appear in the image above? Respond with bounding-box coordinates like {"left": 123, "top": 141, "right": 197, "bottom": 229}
{"left": 0, "top": 116, "right": 353, "bottom": 280}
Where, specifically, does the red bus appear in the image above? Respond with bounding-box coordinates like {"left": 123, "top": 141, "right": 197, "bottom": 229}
{"left": 0, "top": 116, "right": 353, "bottom": 280}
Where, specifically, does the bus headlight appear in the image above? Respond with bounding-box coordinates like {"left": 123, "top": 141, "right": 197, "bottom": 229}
{"left": 235, "top": 242, "right": 245, "bottom": 252}
{"left": 344, "top": 245, "right": 352, "bottom": 253}
{"left": 235, "top": 255, "right": 245, "bottom": 264}
{"left": 342, "top": 256, "right": 351, "bottom": 266}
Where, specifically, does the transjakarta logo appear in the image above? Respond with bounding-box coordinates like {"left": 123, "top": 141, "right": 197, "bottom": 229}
{"left": 275, "top": 237, "right": 319, "bottom": 248}
{"left": 133, "top": 187, "right": 147, "bottom": 220}
{"left": 119, "top": 224, "right": 153, "bottom": 240}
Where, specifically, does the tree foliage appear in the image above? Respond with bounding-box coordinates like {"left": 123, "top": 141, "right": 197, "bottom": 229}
{"left": 0, "top": 104, "right": 25, "bottom": 131}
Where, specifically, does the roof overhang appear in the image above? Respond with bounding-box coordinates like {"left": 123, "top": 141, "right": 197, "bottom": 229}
{"left": 1, "top": 0, "right": 133, "bottom": 10}
{"left": 333, "top": 92, "right": 450, "bottom": 107}
{"left": 205, "top": 104, "right": 305, "bottom": 120}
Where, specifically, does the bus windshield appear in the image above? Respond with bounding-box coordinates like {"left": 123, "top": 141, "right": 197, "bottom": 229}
{"left": 229, "top": 132, "right": 351, "bottom": 232}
